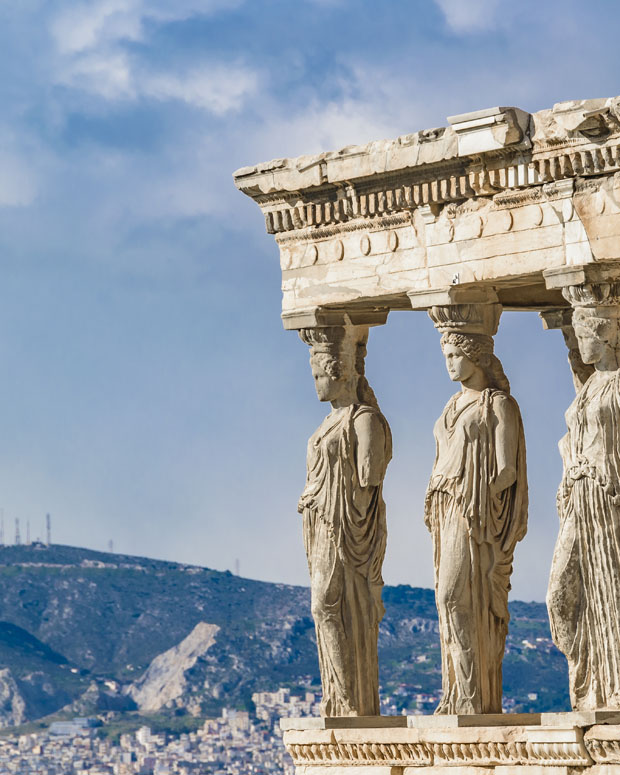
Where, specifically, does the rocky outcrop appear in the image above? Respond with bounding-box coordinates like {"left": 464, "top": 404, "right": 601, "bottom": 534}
{"left": 126, "top": 622, "right": 219, "bottom": 711}
{"left": 0, "top": 669, "right": 26, "bottom": 727}
{"left": 0, "top": 545, "right": 570, "bottom": 719}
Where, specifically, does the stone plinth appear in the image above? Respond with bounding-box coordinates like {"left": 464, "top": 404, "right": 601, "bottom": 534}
{"left": 281, "top": 715, "right": 620, "bottom": 774}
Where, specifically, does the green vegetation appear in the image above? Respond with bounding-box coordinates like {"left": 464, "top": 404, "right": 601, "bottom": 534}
{"left": 95, "top": 712, "right": 206, "bottom": 743}
{"left": 0, "top": 543, "right": 570, "bottom": 728}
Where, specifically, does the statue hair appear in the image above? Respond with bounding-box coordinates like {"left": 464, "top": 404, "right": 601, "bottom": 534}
{"left": 573, "top": 308, "right": 620, "bottom": 351}
{"left": 309, "top": 351, "right": 343, "bottom": 380}
{"left": 355, "top": 339, "right": 379, "bottom": 409}
{"left": 441, "top": 332, "right": 510, "bottom": 394}
{"left": 301, "top": 326, "right": 379, "bottom": 408}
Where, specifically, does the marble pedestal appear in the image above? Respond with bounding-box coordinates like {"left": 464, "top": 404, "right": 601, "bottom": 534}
{"left": 281, "top": 714, "right": 620, "bottom": 774}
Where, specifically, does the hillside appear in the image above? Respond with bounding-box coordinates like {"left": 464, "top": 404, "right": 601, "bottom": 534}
{"left": 0, "top": 544, "right": 569, "bottom": 726}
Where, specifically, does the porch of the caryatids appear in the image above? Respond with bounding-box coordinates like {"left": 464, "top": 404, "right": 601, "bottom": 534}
{"left": 544, "top": 265, "right": 620, "bottom": 711}
{"left": 409, "top": 286, "right": 529, "bottom": 715}
{"left": 294, "top": 309, "right": 392, "bottom": 717}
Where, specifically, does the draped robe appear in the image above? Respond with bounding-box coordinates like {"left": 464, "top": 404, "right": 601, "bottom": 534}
{"left": 298, "top": 403, "right": 392, "bottom": 716}
{"left": 425, "top": 389, "right": 528, "bottom": 714}
{"left": 548, "top": 370, "right": 620, "bottom": 710}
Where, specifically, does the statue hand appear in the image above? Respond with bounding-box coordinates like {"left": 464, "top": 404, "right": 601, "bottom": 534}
{"left": 298, "top": 494, "right": 314, "bottom": 513}
{"left": 490, "top": 466, "right": 516, "bottom": 497}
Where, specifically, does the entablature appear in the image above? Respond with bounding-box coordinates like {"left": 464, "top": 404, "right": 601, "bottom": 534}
{"left": 234, "top": 97, "right": 620, "bottom": 326}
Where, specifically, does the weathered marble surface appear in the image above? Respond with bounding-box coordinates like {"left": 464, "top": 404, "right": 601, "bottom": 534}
{"left": 282, "top": 715, "right": 618, "bottom": 773}
{"left": 297, "top": 323, "right": 392, "bottom": 716}
{"left": 420, "top": 295, "right": 527, "bottom": 714}
{"left": 233, "top": 92, "right": 620, "bottom": 743}
{"left": 234, "top": 97, "right": 620, "bottom": 324}
{"left": 546, "top": 276, "right": 620, "bottom": 711}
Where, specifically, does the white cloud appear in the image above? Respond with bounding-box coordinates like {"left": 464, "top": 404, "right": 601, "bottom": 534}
{"left": 56, "top": 51, "right": 134, "bottom": 99}
{"left": 55, "top": 54, "right": 257, "bottom": 112}
{"left": 434, "top": 0, "right": 503, "bottom": 33}
{"left": 249, "top": 99, "right": 396, "bottom": 160}
{"left": 51, "top": 0, "right": 142, "bottom": 54}
{"left": 144, "top": 67, "right": 258, "bottom": 115}
{"left": 51, "top": 0, "right": 243, "bottom": 54}
{"left": 247, "top": 60, "right": 455, "bottom": 163}
{"left": 50, "top": 0, "right": 257, "bottom": 114}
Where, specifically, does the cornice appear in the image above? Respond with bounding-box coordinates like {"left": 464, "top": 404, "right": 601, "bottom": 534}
{"left": 234, "top": 97, "right": 620, "bottom": 239}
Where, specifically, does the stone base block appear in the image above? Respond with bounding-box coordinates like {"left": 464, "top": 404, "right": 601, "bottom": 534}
{"left": 296, "top": 768, "right": 399, "bottom": 775}
{"left": 282, "top": 715, "right": 620, "bottom": 773}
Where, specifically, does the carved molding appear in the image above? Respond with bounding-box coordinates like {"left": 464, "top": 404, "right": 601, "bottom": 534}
{"left": 432, "top": 740, "right": 591, "bottom": 766}
{"left": 584, "top": 727, "right": 620, "bottom": 764}
{"left": 585, "top": 738, "right": 620, "bottom": 764}
{"left": 262, "top": 143, "right": 620, "bottom": 238}
{"left": 285, "top": 738, "right": 592, "bottom": 767}
{"left": 286, "top": 741, "right": 431, "bottom": 767}
{"left": 275, "top": 213, "right": 411, "bottom": 246}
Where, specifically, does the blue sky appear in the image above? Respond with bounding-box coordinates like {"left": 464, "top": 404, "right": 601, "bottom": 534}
{"left": 0, "top": 0, "right": 618, "bottom": 600}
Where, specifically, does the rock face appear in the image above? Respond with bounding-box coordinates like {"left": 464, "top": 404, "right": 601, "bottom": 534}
{"left": 126, "top": 622, "right": 219, "bottom": 711}
{"left": 0, "top": 669, "right": 26, "bottom": 727}
{"left": 0, "top": 544, "right": 570, "bottom": 724}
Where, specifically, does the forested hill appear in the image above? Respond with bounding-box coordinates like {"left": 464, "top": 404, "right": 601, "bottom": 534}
{"left": 0, "top": 544, "right": 569, "bottom": 727}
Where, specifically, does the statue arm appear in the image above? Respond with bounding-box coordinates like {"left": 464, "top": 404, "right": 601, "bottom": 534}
{"left": 490, "top": 396, "right": 519, "bottom": 496}
{"left": 353, "top": 412, "right": 386, "bottom": 487}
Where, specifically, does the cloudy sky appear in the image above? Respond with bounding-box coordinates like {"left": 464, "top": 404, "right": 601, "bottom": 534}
{"left": 0, "top": 0, "right": 618, "bottom": 601}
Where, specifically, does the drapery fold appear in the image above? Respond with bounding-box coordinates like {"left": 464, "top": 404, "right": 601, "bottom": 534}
{"left": 548, "top": 370, "right": 620, "bottom": 710}
{"left": 299, "top": 404, "right": 392, "bottom": 716}
{"left": 425, "top": 389, "right": 527, "bottom": 714}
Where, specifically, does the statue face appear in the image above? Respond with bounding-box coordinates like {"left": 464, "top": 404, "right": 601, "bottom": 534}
{"left": 575, "top": 327, "right": 605, "bottom": 365}
{"left": 311, "top": 362, "right": 344, "bottom": 402}
{"left": 574, "top": 317, "right": 617, "bottom": 366}
{"left": 443, "top": 343, "right": 477, "bottom": 383}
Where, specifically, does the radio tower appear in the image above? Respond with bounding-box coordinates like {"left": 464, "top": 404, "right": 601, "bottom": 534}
{"left": 46, "top": 514, "right": 51, "bottom": 547}
{"left": 0, "top": 509, "right": 4, "bottom": 547}
{"left": 26, "top": 521, "right": 30, "bottom": 545}
{"left": 15, "top": 519, "right": 21, "bottom": 546}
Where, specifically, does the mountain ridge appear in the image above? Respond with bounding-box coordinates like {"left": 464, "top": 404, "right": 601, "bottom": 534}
{"left": 0, "top": 543, "right": 569, "bottom": 726}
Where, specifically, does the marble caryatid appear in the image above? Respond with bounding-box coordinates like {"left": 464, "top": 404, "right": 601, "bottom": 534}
{"left": 424, "top": 301, "right": 528, "bottom": 714}
{"left": 297, "top": 323, "right": 392, "bottom": 717}
{"left": 547, "top": 281, "right": 620, "bottom": 711}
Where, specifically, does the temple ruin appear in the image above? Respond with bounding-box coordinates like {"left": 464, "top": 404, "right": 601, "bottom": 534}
{"left": 234, "top": 97, "right": 620, "bottom": 774}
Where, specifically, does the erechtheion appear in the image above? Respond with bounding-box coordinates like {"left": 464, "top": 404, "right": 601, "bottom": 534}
{"left": 234, "top": 97, "right": 620, "bottom": 774}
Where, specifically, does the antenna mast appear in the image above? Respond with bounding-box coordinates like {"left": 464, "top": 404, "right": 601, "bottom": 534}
{"left": 46, "top": 514, "right": 51, "bottom": 547}
{"left": 15, "top": 519, "right": 21, "bottom": 546}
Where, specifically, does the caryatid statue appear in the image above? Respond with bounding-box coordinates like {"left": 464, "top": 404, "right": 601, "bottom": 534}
{"left": 423, "top": 298, "right": 528, "bottom": 714}
{"left": 547, "top": 280, "right": 620, "bottom": 711}
{"left": 297, "top": 323, "right": 392, "bottom": 717}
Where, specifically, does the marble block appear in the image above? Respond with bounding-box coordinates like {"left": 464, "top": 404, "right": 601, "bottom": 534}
{"left": 234, "top": 96, "right": 620, "bottom": 320}
{"left": 281, "top": 716, "right": 407, "bottom": 731}
{"left": 407, "top": 713, "right": 541, "bottom": 728}
{"left": 281, "top": 716, "right": 612, "bottom": 774}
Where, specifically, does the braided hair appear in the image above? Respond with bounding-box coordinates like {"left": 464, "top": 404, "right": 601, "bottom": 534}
{"left": 440, "top": 332, "right": 510, "bottom": 393}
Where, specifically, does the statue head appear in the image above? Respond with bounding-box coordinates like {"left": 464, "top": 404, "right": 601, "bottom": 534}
{"left": 309, "top": 348, "right": 355, "bottom": 403}
{"left": 440, "top": 332, "right": 510, "bottom": 392}
{"left": 299, "top": 325, "right": 379, "bottom": 407}
{"left": 564, "top": 282, "right": 620, "bottom": 371}
{"left": 572, "top": 308, "right": 620, "bottom": 368}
